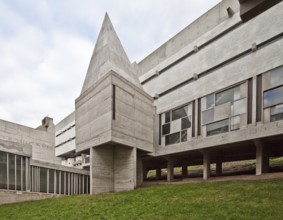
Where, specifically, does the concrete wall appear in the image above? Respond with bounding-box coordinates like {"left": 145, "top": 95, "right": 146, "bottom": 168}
{"left": 91, "top": 145, "right": 114, "bottom": 194}
{"left": 111, "top": 73, "right": 154, "bottom": 152}
{"left": 0, "top": 119, "right": 61, "bottom": 165}
{"left": 137, "top": 1, "right": 283, "bottom": 158}
{"left": 137, "top": 0, "right": 240, "bottom": 75}
{"left": 55, "top": 116, "right": 76, "bottom": 157}
{"left": 140, "top": 2, "right": 283, "bottom": 99}
{"left": 114, "top": 146, "right": 136, "bottom": 192}
{"left": 76, "top": 74, "right": 112, "bottom": 152}
{"left": 90, "top": 145, "right": 136, "bottom": 194}
{"left": 0, "top": 190, "right": 63, "bottom": 205}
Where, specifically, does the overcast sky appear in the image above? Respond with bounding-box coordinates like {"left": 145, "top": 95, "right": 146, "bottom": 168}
{"left": 0, "top": 0, "right": 221, "bottom": 128}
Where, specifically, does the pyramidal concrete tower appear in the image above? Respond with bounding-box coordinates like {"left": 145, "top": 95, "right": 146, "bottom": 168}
{"left": 75, "top": 13, "right": 154, "bottom": 194}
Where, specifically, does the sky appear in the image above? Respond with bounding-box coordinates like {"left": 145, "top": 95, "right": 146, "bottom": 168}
{"left": 0, "top": 0, "right": 221, "bottom": 128}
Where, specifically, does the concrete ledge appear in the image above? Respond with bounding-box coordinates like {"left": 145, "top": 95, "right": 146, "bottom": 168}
{"left": 0, "top": 190, "right": 64, "bottom": 206}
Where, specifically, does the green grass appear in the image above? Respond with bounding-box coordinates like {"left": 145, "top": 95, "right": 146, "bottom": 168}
{"left": 1, "top": 179, "right": 283, "bottom": 220}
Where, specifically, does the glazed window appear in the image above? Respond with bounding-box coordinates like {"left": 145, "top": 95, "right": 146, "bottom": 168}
{"left": 181, "top": 130, "right": 187, "bottom": 142}
{"left": 172, "top": 106, "right": 188, "bottom": 121}
{"left": 207, "top": 119, "right": 229, "bottom": 136}
{"left": 165, "top": 132, "right": 180, "bottom": 145}
{"left": 270, "top": 66, "right": 283, "bottom": 87}
{"left": 230, "top": 116, "right": 240, "bottom": 131}
{"left": 270, "top": 104, "right": 283, "bottom": 122}
{"left": 165, "top": 111, "right": 171, "bottom": 123}
{"left": 162, "top": 123, "right": 170, "bottom": 135}
{"left": 181, "top": 117, "right": 191, "bottom": 130}
{"left": 202, "top": 108, "right": 214, "bottom": 125}
{"left": 263, "top": 86, "right": 283, "bottom": 107}
{"left": 231, "top": 98, "right": 246, "bottom": 116}
{"left": 216, "top": 86, "right": 240, "bottom": 106}
{"left": 206, "top": 94, "right": 214, "bottom": 109}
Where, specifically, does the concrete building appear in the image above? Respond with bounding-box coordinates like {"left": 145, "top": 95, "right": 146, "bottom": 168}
{"left": 0, "top": 0, "right": 283, "bottom": 202}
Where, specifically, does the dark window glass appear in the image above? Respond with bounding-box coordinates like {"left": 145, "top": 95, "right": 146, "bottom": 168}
{"left": 56, "top": 170, "right": 60, "bottom": 194}
{"left": 162, "top": 123, "right": 170, "bottom": 135}
{"left": 270, "top": 66, "right": 283, "bottom": 87}
{"left": 172, "top": 106, "right": 188, "bottom": 121}
{"left": 206, "top": 94, "right": 214, "bottom": 109}
{"left": 263, "top": 86, "right": 283, "bottom": 107}
{"left": 16, "top": 155, "right": 21, "bottom": 190}
{"left": 181, "top": 130, "right": 187, "bottom": 142}
{"left": 165, "top": 132, "right": 180, "bottom": 145}
{"left": 40, "top": 167, "right": 47, "bottom": 193}
{"left": 207, "top": 119, "right": 229, "bottom": 136}
{"left": 22, "top": 157, "right": 26, "bottom": 191}
{"left": 230, "top": 116, "right": 240, "bottom": 131}
{"left": 9, "top": 154, "right": 15, "bottom": 190}
{"left": 84, "top": 175, "right": 88, "bottom": 194}
{"left": 61, "top": 171, "right": 65, "bottom": 195}
{"left": 165, "top": 112, "right": 171, "bottom": 123}
{"left": 0, "top": 151, "right": 7, "bottom": 189}
{"left": 202, "top": 108, "right": 214, "bottom": 125}
{"left": 49, "top": 169, "right": 54, "bottom": 193}
{"left": 271, "top": 104, "right": 283, "bottom": 122}
{"left": 181, "top": 117, "right": 191, "bottom": 130}
{"left": 215, "top": 87, "right": 239, "bottom": 105}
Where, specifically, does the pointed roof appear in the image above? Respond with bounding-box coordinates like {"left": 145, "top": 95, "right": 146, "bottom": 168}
{"left": 81, "top": 13, "right": 142, "bottom": 94}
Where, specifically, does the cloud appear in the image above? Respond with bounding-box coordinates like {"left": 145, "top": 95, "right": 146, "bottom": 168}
{"left": 0, "top": 0, "right": 221, "bottom": 127}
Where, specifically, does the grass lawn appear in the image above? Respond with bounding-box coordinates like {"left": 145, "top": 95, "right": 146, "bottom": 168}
{"left": 1, "top": 178, "right": 283, "bottom": 220}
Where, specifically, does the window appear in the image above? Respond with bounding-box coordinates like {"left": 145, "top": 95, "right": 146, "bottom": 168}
{"left": 165, "top": 112, "right": 171, "bottom": 123}
{"left": 181, "top": 130, "right": 187, "bottom": 142}
{"left": 216, "top": 86, "right": 240, "bottom": 106}
{"left": 206, "top": 94, "right": 214, "bottom": 109}
{"left": 207, "top": 119, "right": 229, "bottom": 136}
{"left": 181, "top": 117, "right": 191, "bottom": 130}
{"left": 216, "top": 87, "right": 234, "bottom": 106}
{"left": 172, "top": 106, "right": 188, "bottom": 121}
{"left": 0, "top": 151, "right": 7, "bottom": 189}
{"left": 230, "top": 116, "right": 240, "bottom": 131}
{"left": 9, "top": 154, "right": 15, "bottom": 190}
{"left": 40, "top": 168, "right": 48, "bottom": 193}
{"left": 162, "top": 104, "right": 191, "bottom": 145}
{"left": 165, "top": 132, "right": 180, "bottom": 145}
{"left": 16, "top": 155, "right": 21, "bottom": 190}
{"left": 263, "top": 86, "right": 283, "bottom": 107}
{"left": 270, "top": 104, "right": 283, "bottom": 122}
{"left": 202, "top": 108, "right": 214, "bottom": 125}
{"left": 231, "top": 98, "right": 246, "bottom": 116}
{"left": 162, "top": 123, "right": 170, "bottom": 135}
{"left": 270, "top": 66, "right": 283, "bottom": 87}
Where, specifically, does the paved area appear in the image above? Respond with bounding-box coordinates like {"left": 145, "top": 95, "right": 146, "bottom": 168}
{"left": 141, "top": 172, "right": 283, "bottom": 187}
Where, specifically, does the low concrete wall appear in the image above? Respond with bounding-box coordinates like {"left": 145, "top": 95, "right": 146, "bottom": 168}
{"left": 0, "top": 190, "right": 64, "bottom": 205}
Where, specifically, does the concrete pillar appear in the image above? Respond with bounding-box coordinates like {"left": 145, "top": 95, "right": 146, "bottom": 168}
{"left": 203, "top": 152, "right": 211, "bottom": 180}
{"left": 166, "top": 157, "right": 174, "bottom": 182}
{"left": 156, "top": 168, "right": 162, "bottom": 179}
{"left": 136, "top": 157, "right": 143, "bottom": 186}
{"left": 182, "top": 165, "right": 188, "bottom": 178}
{"left": 254, "top": 140, "right": 269, "bottom": 175}
{"left": 216, "top": 159, "right": 222, "bottom": 177}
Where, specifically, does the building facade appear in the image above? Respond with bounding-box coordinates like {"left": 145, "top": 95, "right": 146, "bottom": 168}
{"left": 1, "top": 0, "right": 283, "bottom": 200}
